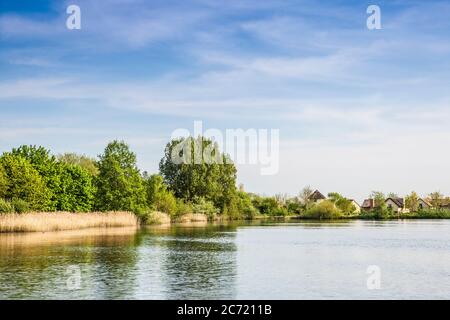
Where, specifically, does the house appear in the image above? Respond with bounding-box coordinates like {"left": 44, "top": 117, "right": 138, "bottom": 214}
{"left": 385, "top": 197, "right": 409, "bottom": 213}
{"left": 309, "top": 190, "right": 326, "bottom": 203}
{"left": 418, "top": 198, "right": 432, "bottom": 210}
{"left": 361, "top": 199, "right": 375, "bottom": 211}
{"left": 349, "top": 199, "right": 361, "bottom": 213}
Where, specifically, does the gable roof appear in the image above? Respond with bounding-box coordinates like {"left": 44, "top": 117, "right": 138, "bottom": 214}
{"left": 362, "top": 199, "right": 375, "bottom": 208}
{"left": 386, "top": 197, "right": 404, "bottom": 207}
{"left": 348, "top": 199, "right": 360, "bottom": 208}
{"left": 309, "top": 190, "right": 326, "bottom": 201}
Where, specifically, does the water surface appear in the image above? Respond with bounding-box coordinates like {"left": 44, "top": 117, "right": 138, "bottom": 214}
{"left": 1, "top": 220, "right": 450, "bottom": 299}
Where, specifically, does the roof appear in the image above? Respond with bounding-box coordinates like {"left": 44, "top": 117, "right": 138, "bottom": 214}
{"left": 386, "top": 197, "right": 404, "bottom": 207}
{"left": 309, "top": 190, "right": 326, "bottom": 201}
{"left": 419, "top": 198, "right": 432, "bottom": 207}
{"left": 348, "top": 199, "right": 360, "bottom": 207}
{"left": 362, "top": 199, "right": 375, "bottom": 208}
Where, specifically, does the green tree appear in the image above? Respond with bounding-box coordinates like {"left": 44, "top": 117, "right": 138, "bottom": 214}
{"left": 0, "top": 154, "right": 51, "bottom": 210}
{"left": 0, "top": 164, "right": 7, "bottom": 199}
{"left": 57, "top": 163, "right": 95, "bottom": 212}
{"left": 10, "top": 145, "right": 59, "bottom": 210}
{"left": 305, "top": 200, "right": 341, "bottom": 219}
{"left": 429, "top": 191, "right": 443, "bottom": 209}
{"left": 95, "top": 141, "right": 147, "bottom": 212}
{"left": 58, "top": 153, "right": 99, "bottom": 176}
{"left": 405, "top": 191, "right": 420, "bottom": 212}
{"left": 159, "top": 136, "right": 237, "bottom": 212}
{"left": 370, "top": 191, "right": 388, "bottom": 218}
{"left": 144, "top": 173, "right": 177, "bottom": 216}
{"left": 327, "top": 192, "right": 355, "bottom": 215}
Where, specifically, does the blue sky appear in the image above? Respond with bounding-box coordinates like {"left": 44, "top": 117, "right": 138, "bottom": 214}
{"left": 1, "top": 0, "right": 450, "bottom": 200}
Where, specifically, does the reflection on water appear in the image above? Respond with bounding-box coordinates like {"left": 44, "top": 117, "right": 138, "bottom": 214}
{"left": 1, "top": 220, "right": 450, "bottom": 299}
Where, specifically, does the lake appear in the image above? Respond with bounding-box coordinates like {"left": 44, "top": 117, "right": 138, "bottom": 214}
{"left": 1, "top": 220, "right": 450, "bottom": 299}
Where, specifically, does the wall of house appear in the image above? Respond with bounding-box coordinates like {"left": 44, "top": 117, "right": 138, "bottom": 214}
{"left": 386, "top": 199, "right": 401, "bottom": 212}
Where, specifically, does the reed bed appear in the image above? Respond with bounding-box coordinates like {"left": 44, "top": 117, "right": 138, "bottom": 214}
{"left": 0, "top": 211, "right": 139, "bottom": 233}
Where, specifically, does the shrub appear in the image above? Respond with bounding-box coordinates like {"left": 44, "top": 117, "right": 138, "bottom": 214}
{"left": 11, "top": 199, "right": 30, "bottom": 213}
{"left": 175, "top": 199, "right": 193, "bottom": 217}
{"left": 305, "top": 200, "right": 342, "bottom": 219}
{"left": 192, "top": 197, "right": 220, "bottom": 219}
{"left": 0, "top": 199, "right": 14, "bottom": 213}
{"left": 154, "top": 191, "right": 177, "bottom": 217}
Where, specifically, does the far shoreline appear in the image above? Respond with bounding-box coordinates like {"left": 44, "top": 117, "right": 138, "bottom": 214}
{"left": 2, "top": 211, "right": 450, "bottom": 234}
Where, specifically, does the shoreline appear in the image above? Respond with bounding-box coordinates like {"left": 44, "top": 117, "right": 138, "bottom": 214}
{"left": 2, "top": 211, "right": 450, "bottom": 234}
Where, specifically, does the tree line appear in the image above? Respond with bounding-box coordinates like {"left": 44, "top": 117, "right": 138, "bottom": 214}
{"left": 1, "top": 137, "right": 449, "bottom": 220}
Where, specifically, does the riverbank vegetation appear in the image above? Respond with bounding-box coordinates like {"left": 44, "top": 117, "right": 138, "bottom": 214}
{"left": 0, "top": 212, "right": 138, "bottom": 233}
{"left": 1, "top": 137, "right": 450, "bottom": 232}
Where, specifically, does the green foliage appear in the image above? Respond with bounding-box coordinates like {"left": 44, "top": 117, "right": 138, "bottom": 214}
{"left": 175, "top": 199, "right": 193, "bottom": 216}
{"left": 304, "top": 200, "right": 342, "bottom": 219}
{"left": 428, "top": 191, "right": 444, "bottom": 208}
{"left": 57, "top": 163, "right": 95, "bottom": 212}
{"left": 11, "top": 198, "right": 30, "bottom": 213}
{"left": 0, "top": 154, "right": 51, "bottom": 210}
{"left": 328, "top": 192, "right": 356, "bottom": 215}
{"left": 405, "top": 191, "right": 420, "bottom": 212}
{"left": 58, "top": 153, "right": 99, "bottom": 176}
{"left": 252, "top": 196, "right": 279, "bottom": 215}
{"left": 236, "top": 191, "right": 258, "bottom": 219}
{"left": 95, "top": 140, "right": 147, "bottom": 213}
{"left": 413, "top": 209, "right": 450, "bottom": 219}
{"left": 0, "top": 165, "right": 7, "bottom": 199}
{"left": 192, "top": 197, "right": 220, "bottom": 219}
{"left": 0, "top": 198, "right": 14, "bottom": 213}
{"left": 10, "top": 145, "right": 59, "bottom": 210}
{"left": 154, "top": 191, "right": 177, "bottom": 216}
{"left": 159, "top": 136, "right": 237, "bottom": 212}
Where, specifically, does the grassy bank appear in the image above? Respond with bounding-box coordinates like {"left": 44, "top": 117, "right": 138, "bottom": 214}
{"left": 0, "top": 212, "right": 138, "bottom": 233}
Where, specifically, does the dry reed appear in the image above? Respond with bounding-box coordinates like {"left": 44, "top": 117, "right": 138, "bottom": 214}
{"left": 0, "top": 211, "right": 139, "bottom": 233}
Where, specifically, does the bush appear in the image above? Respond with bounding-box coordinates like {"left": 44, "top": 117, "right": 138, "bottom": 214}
{"left": 0, "top": 199, "right": 14, "bottom": 213}
{"left": 11, "top": 198, "right": 30, "bottom": 213}
{"left": 192, "top": 197, "right": 220, "bottom": 219}
{"left": 304, "top": 200, "right": 342, "bottom": 219}
{"left": 175, "top": 199, "right": 193, "bottom": 217}
{"left": 154, "top": 191, "right": 177, "bottom": 217}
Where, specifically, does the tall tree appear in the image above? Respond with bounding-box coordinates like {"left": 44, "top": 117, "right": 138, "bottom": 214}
{"left": 95, "top": 141, "right": 146, "bottom": 212}
{"left": 57, "top": 162, "right": 95, "bottom": 212}
{"left": 159, "top": 136, "right": 237, "bottom": 211}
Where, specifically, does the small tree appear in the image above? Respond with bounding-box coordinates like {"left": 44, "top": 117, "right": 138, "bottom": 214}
{"left": 299, "top": 186, "right": 314, "bottom": 209}
{"left": 0, "top": 154, "right": 51, "bottom": 210}
{"left": 370, "top": 191, "right": 388, "bottom": 218}
{"left": 429, "top": 191, "right": 443, "bottom": 209}
{"left": 405, "top": 191, "right": 420, "bottom": 212}
{"left": 328, "top": 192, "right": 355, "bottom": 215}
